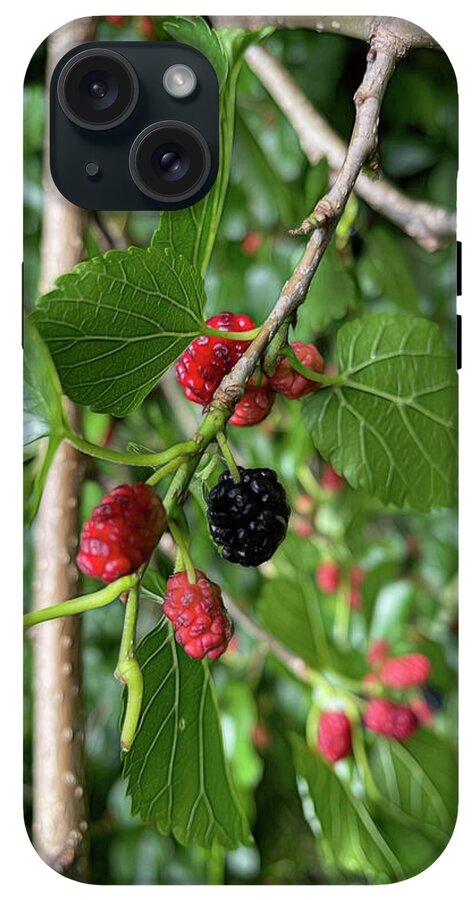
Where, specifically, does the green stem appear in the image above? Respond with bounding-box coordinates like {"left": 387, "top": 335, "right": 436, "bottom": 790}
{"left": 23, "top": 573, "right": 137, "bottom": 630}
{"left": 203, "top": 325, "right": 262, "bottom": 341}
{"left": 145, "top": 455, "right": 188, "bottom": 487}
{"left": 207, "top": 843, "right": 226, "bottom": 886}
{"left": 163, "top": 406, "right": 228, "bottom": 518}
{"left": 216, "top": 430, "right": 241, "bottom": 483}
{"left": 65, "top": 428, "right": 196, "bottom": 469}
{"left": 333, "top": 584, "right": 351, "bottom": 649}
{"left": 283, "top": 346, "right": 341, "bottom": 386}
{"left": 263, "top": 320, "right": 290, "bottom": 375}
{"left": 115, "top": 585, "right": 143, "bottom": 751}
{"left": 352, "top": 723, "right": 382, "bottom": 802}
{"left": 168, "top": 519, "right": 196, "bottom": 584}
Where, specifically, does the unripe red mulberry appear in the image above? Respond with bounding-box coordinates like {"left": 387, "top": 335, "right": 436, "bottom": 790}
{"left": 241, "top": 231, "right": 262, "bottom": 255}
{"left": 176, "top": 312, "right": 255, "bottom": 405}
{"left": 229, "top": 383, "right": 275, "bottom": 427}
{"left": 349, "top": 566, "right": 365, "bottom": 609}
{"left": 317, "top": 711, "right": 352, "bottom": 762}
{"left": 363, "top": 698, "right": 418, "bottom": 740}
{"left": 138, "top": 15, "right": 154, "bottom": 37}
{"left": 163, "top": 570, "right": 233, "bottom": 660}
{"left": 77, "top": 484, "right": 165, "bottom": 583}
{"left": 316, "top": 560, "right": 340, "bottom": 594}
{"left": 268, "top": 342, "right": 324, "bottom": 399}
{"left": 379, "top": 653, "right": 431, "bottom": 689}
{"left": 321, "top": 464, "right": 346, "bottom": 493}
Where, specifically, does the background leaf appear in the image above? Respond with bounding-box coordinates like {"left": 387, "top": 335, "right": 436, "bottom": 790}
{"left": 123, "top": 618, "right": 251, "bottom": 850}
{"left": 297, "top": 242, "right": 358, "bottom": 333}
{"left": 302, "top": 313, "right": 457, "bottom": 510}
{"left": 370, "top": 729, "right": 457, "bottom": 845}
{"left": 356, "top": 225, "right": 419, "bottom": 314}
{"left": 292, "top": 736, "right": 404, "bottom": 883}
{"left": 34, "top": 249, "right": 205, "bottom": 416}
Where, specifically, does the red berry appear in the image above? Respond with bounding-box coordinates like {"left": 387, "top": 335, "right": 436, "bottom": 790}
{"left": 77, "top": 484, "right": 165, "bottom": 583}
{"left": 252, "top": 722, "right": 272, "bottom": 751}
{"left": 293, "top": 517, "right": 314, "bottom": 538}
{"left": 316, "top": 560, "right": 340, "bottom": 594}
{"left": 106, "top": 15, "right": 125, "bottom": 25}
{"left": 241, "top": 231, "right": 262, "bottom": 255}
{"left": 363, "top": 698, "right": 418, "bottom": 740}
{"left": 349, "top": 566, "right": 365, "bottom": 609}
{"left": 268, "top": 342, "right": 324, "bottom": 399}
{"left": 367, "top": 639, "right": 390, "bottom": 668}
{"left": 138, "top": 15, "right": 154, "bottom": 38}
{"left": 229, "top": 383, "right": 275, "bottom": 427}
{"left": 163, "top": 569, "right": 233, "bottom": 661}
{"left": 321, "top": 464, "right": 346, "bottom": 493}
{"left": 317, "top": 711, "right": 352, "bottom": 763}
{"left": 176, "top": 312, "right": 256, "bottom": 405}
{"left": 379, "top": 653, "right": 431, "bottom": 689}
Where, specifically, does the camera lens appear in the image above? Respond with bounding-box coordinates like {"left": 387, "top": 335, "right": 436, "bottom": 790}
{"left": 89, "top": 81, "right": 107, "bottom": 99}
{"left": 129, "top": 121, "right": 211, "bottom": 202}
{"left": 159, "top": 151, "right": 182, "bottom": 174}
{"left": 57, "top": 48, "right": 139, "bottom": 130}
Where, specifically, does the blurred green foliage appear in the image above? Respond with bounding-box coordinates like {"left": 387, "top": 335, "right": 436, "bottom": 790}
{"left": 24, "top": 17, "right": 457, "bottom": 885}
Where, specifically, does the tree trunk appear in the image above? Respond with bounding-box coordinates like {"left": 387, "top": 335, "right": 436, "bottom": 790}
{"left": 30, "top": 16, "right": 93, "bottom": 881}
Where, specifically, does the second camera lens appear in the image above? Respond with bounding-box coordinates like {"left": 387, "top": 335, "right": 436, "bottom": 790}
{"left": 129, "top": 121, "right": 211, "bottom": 202}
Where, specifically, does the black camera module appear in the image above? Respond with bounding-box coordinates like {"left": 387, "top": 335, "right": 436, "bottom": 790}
{"left": 50, "top": 42, "right": 219, "bottom": 209}
{"left": 57, "top": 47, "right": 139, "bottom": 130}
{"left": 129, "top": 121, "right": 211, "bottom": 202}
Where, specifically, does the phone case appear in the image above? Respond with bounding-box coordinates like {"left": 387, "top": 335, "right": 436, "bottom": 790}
{"left": 23, "top": 14, "right": 458, "bottom": 886}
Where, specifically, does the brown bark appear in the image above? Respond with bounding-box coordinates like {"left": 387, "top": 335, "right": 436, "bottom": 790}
{"left": 30, "top": 17, "right": 93, "bottom": 881}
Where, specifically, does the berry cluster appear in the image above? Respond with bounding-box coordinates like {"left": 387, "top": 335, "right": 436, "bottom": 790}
{"left": 176, "top": 312, "right": 325, "bottom": 427}
{"left": 77, "top": 484, "right": 165, "bottom": 583}
{"left": 163, "top": 570, "right": 233, "bottom": 661}
{"left": 207, "top": 467, "right": 290, "bottom": 567}
{"left": 363, "top": 641, "right": 434, "bottom": 732}
{"left": 317, "top": 643, "right": 434, "bottom": 764}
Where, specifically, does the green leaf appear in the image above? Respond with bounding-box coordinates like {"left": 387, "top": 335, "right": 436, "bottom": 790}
{"left": 302, "top": 313, "right": 457, "bottom": 511}
{"left": 23, "top": 318, "right": 65, "bottom": 445}
{"left": 357, "top": 226, "right": 419, "bottom": 313}
{"left": 292, "top": 736, "right": 404, "bottom": 883}
{"left": 123, "top": 619, "right": 251, "bottom": 850}
{"left": 258, "top": 571, "right": 330, "bottom": 671}
{"left": 34, "top": 248, "right": 206, "bottom": 416}
{"left": 297, "top": 242, "right": 358, "bottom": 334}
{"left": 371, "top": 730, "right": 457, "bottom": 845}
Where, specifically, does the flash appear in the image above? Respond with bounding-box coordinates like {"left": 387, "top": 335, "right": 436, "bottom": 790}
{"left": 163, "top": 64, "right": 197, "bottom": 99}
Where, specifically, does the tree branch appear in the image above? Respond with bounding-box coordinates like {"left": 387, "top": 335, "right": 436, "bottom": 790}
{"left": 210, "top": 26, "right": 404, "bottom": 408}
{"left": 223, "top": 594, "right": 316, "bottom": 684}
{"left": 294, "top": 24, "right": 405, "bottom": 235}
{"left": 245, "top": 44, "right": 455, "bottom": 250}
{"left": 212, "top": 15, "right": 439, "bottom": 49}
{"left": 30, "top": 17, "right": 93, "bottom": 881}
